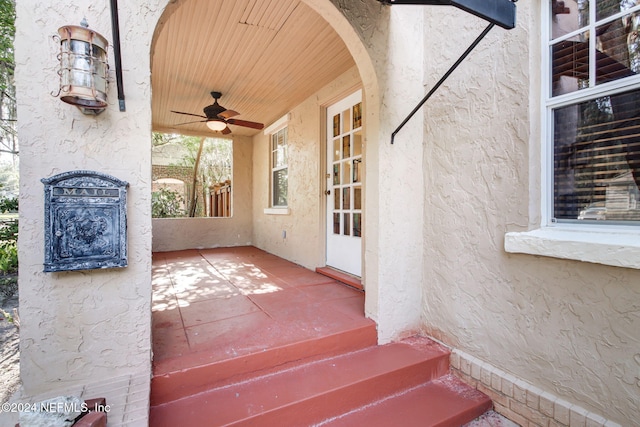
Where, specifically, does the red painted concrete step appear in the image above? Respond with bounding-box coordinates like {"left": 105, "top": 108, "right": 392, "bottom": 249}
{"left": 151, "top": 322, "right": 378, "bottom": 406}
{"left": 321, "top": 374, "right": 492, "bottom": 427}
{"left": 149, "top": 337, "right": 489, "bottom": 427}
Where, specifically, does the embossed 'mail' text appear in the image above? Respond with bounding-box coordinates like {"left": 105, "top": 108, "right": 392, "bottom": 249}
{"left": 53, "top": 187, "right": 120, "bottom": 197}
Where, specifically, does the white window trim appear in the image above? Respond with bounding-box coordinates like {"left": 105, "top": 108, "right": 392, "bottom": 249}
{"left": 263, "top": 207, "right": 290, "bottom": 215}
{"left": 505, "top": 2, "right": 640, "bottom": 270}
{"left": 266, "top": 114, "right": 289, "bottom": 211}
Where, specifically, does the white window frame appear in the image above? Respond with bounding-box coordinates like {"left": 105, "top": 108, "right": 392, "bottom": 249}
{"left": 505, "top": 1, "right": 640, "bottom": 270}
{"left": 263, "top": 114, "right": 290, "bottom": 214}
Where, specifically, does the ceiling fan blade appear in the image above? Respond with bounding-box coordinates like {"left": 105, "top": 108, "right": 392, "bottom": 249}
{"left": 173, "top": 119, "right": 207, "bottom": 126}
{"left": 171, "top": 110, "right": 207, "bottom": 119}
{"left": 218, "top": 109, "right": 239, "bottom": 119}
{"left": 221, "top": 126, "right": 232, "bottom": 135}
{"left": 226, "top": 118, "right": 264, "bottom": 130}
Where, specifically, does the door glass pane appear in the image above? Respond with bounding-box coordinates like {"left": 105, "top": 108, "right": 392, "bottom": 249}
{"left": 333, "top": 213, "right": 340, "bottom": 234}
{"left": 353, "top": 131, "right": 362, "bottom": 157}
{"left": 333, "top": 164, "right": 340, "bottom": 185}
{"left": 334, "top": 190, "right": 340, "bottom": 210}
{"left": 333, "top": 114, "right": 340, "bottom": 137}
{"left": 353, "top": 102, "right": 362, "bottom": 128}
{"left": 343, "top": 187, "right": 350, "bottom": 209}
{"left": 342, "top": 161, "right": 351, "bottom": 184}
{"left": 353, "top": 159, "right": 361, "bottom": 183}
{"left": 354, "top": 187, "right": 362, "bottom": 210}
{"left": 343, "top": 213, "right": 350, "bottom": 236}
{"left": 333, "top": 139, "right": 341, "bottom": 161}
{"left": 353, "top": 213, "right": 362, "bottom": 237}
{"left": 343, "top": 108, "right": 351, "bottom": 133}
{"left": 342, "top": 135, "right": 351, "bottom": 158}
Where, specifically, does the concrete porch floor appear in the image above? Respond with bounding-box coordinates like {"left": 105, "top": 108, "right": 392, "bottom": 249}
{"left": 150, "top": 246, "right": 513, "bottom": 426}
{"left": 151, "top": 246, "right": 374, "bottom": 382}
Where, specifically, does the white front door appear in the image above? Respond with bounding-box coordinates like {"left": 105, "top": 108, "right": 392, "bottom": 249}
{"left": 326, "top": 90, "right": 363, "bottom": 277}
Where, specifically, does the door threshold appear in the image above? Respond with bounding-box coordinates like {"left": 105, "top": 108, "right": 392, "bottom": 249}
{"left": 316, "top": 266, "right": 363, "bottom": 291}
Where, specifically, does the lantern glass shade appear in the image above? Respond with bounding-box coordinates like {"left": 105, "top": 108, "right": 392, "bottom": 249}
{"left": 206, "top": 119, "right": 227, "bottom": 131}
{"left": 58, "top": 25, "right": 109, "bottom": 110}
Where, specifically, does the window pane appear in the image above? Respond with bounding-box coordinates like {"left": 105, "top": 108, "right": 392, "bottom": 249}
{"left": 553, "top": 88, "right": 640, "bottom": 221}
{"left": 333, "top": 213, "right": 340, "bottom": 234}
{"left": 552, "top": 0, "right": 588, "bottom": 39}
{"left": 273, "top": 168, "right": 288, "bottom": 206}
{"left": 552, "top": 33, "right": 590, "bottom": 96}
{"left": 595, "top": 19, "right": 638, "bottom": 84}
{"left": 595, "top": 0, "right": 632, "bottom": 21}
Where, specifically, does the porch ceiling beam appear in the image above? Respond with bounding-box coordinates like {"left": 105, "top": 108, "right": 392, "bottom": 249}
{"left": 377, "top": 0, "right": 517, "bottom": 30}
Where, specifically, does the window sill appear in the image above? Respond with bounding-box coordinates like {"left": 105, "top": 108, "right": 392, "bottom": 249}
{"left": 504, "top": 226, "right": 640, "bottom": 270}
{"left": 264, "top": 207, "right": 290, "bottom": 215}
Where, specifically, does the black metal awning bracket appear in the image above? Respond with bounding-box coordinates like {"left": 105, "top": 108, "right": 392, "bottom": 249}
{"left": 379, "top": 0, "right": 517, "bottom": 144}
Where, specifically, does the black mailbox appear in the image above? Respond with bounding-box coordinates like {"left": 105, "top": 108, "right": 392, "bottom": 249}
{"left": 42, "top": 170, "right": 129, "bottom": 272}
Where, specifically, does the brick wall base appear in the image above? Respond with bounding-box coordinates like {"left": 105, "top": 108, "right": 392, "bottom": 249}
{"left": 450, "top": 349, "right": 620, "bottom": 427}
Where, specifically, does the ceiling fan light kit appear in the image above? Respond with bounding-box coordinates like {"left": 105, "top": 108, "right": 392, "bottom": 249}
{"left": 206, "top": 119, "right": 228, "bottom": 132}
{"left": 171, "top": 91, "right": 264, "bottom": 134}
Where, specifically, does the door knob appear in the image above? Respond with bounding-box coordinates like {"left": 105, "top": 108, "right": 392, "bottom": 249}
{"left": 324, "top": 190, "right": 331, "bottom": 195}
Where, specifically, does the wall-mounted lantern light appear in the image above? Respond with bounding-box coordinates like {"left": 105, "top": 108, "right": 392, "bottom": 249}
{"left": 56, "top": 20, "right": 109, "bottom": 114}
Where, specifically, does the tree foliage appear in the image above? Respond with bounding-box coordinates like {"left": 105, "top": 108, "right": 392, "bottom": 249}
{"left": 0, "top": 0, "right": 16, "bottom": 158}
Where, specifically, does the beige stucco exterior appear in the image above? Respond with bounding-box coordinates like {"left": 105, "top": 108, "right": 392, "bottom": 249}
{"left": 15, "top": 0, "right": 164, "bottom": 401}
{"left": 12, "top": 0, "right": 640, "bottom": 426}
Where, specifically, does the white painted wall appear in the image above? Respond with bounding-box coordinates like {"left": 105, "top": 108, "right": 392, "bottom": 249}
{"left": 15, "top": 0, "right": 164, "bottom": 405}
{"left": 152, "top": 135, "right": 253, "bottom": 251}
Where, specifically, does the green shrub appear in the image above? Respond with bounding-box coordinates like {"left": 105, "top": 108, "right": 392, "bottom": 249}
{"left": 0, "top": 196, "right": 18, "bottom": 299}
{"left": 152, "top": 187, "right": 186, "bottom": 218}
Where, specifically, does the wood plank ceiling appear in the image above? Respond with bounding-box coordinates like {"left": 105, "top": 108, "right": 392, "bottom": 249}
{"left": 151, "top": 0, "right": 356, "bottom": 137}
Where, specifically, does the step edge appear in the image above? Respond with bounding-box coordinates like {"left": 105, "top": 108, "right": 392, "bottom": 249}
{"left": 155, "top": 349, "right": 449, "bottom": 406}
{"left": 151, "top": 323, "right": 378, "bottom": 405}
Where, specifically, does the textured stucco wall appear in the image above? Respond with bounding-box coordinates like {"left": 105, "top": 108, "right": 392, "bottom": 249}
{"left": 420, "top": 2, "right": 640, "bottom": 424}
{"left": 252, "top": 67, "right": 361, "bottom": 270}
{"left": 152, "top": 135, "right": 253, "bottom": 251}
{"left": 15, "top": 0, "right": 164, "bottom": 398}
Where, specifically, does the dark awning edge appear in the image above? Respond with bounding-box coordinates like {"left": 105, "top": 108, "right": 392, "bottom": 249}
{"left": 377, "top": 0, "right": 517, "bottom": 30}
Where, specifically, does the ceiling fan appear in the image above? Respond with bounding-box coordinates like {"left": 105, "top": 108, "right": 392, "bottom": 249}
{"left": 171, "top": 91, "right": 264, "bottom": 134}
